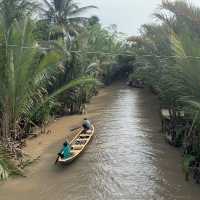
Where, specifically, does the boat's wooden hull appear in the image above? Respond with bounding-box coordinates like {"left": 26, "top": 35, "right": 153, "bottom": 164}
{"left": 57, "top": 125, "right": 94, "bottom": 164}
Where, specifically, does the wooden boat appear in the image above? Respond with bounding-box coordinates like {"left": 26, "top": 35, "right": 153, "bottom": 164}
{"left": 57, "top": 125, "right": 94, "bottom": 164}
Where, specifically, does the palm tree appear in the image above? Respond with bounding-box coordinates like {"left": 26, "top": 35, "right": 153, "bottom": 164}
{"left": 152, "top": 0, "right": 200, "bottom": 113}
{"left": 0, "top": 17, "right": 97, "bottom": 142}
{"left": 154, "top": 0, "right": 200, "bottom": 35}
{"left": 0, "top": 17, "right": 63, "bottom": 140}
{"left": 130, "top": 0, "right": 200, "bottom": 150}
{"left": 42, "top": 0, "right": 97, "bottom": 42}
{"left": 0, "top": 0, "right": 38, "bottom": 32}
{"left": 170, "top": 31, "right": 200, "bottom": 113}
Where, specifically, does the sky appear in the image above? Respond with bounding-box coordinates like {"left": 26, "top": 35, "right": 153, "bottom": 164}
{"left": 77, "top": 0, "right": 200, "bottom": 36}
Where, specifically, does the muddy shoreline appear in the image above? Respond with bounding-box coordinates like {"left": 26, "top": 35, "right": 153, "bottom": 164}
{"left": 23, "top": 87, "right": 109, "bottom": 162}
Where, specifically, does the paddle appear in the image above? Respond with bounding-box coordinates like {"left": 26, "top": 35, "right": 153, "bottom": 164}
{"left": 54, "top": 155, "right": 59, "bottom": 165}
{"left": 70, "top": 126, "right": 81, "bottom": 132}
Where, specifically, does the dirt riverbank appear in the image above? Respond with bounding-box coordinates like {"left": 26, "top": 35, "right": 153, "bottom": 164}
{"left": 23, "top": 87, "right": 108, "bottom": 161}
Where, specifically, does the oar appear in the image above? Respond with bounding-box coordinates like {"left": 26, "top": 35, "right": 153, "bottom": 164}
{"left": 70, "top": 126, "right": 81, "bottom": 132}
{"left": 54, "top": 155, "right": 59, "bottom": 165}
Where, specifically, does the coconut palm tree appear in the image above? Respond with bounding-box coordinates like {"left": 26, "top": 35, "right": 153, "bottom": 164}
{"left": 42, "top": 0, "right": 97, "bottom": 42}
{"left": 0, "top": 0, "right": 38, "bottom": 32}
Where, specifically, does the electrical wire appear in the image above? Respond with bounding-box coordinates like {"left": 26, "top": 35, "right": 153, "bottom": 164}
{"left": 1, "top": 43, "right": 200, "bottom": 60}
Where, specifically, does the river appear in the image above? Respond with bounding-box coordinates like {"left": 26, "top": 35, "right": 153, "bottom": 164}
{"left": 0, "top": 84, "right": 200, "bottom": 200}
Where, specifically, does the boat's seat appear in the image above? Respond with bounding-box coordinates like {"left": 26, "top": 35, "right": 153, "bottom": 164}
{"left": 79, "top": 134, "right": 91, "bottom": 137}
{"left": 82, "top": 130, "right": 92, "bottom": 135}
{"left": 72, "top": 145, "right": 83, "bottom": 150}
{"left": 77, "top": 138, "right": 88, "bottom": 140}
{"left": 74, "top": 139, "right": 87, "bottom": 145}
{"left": 79, "top": 135, "right": 90, "bottom": 139}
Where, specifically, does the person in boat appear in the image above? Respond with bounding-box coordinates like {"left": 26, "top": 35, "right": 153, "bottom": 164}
{"left": 58, "top": 141, "right": 71, "bottom": 159}
{"left": 82, "top": 118, "right": 92, "bottom": 131}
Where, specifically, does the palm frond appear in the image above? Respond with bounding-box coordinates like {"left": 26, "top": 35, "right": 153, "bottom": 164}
{"left": 68, "top": 5, "right": 97, "bottom": 16}
{"left": 170, "top": 31, "right": 186, "bottom": 59}
{"left": 0, "top": 160, "right": 9, "bottom": 180}
{"left": 48, "top": 77, "right": 100, "bottom": 100}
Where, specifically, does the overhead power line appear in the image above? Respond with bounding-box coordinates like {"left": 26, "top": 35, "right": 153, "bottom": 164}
{"left": 2, "top": 43, "right": 200, "bottom": 60}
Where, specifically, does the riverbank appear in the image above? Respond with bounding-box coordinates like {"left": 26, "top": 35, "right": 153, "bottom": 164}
{"left": 23, "top": 87, "right": 109, "bottom": 162}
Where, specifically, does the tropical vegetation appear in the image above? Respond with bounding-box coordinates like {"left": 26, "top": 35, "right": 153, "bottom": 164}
{"left": 2, "top": 0, "right": 200, "bottom": 184}
{"left": 127, "top": 0, "right": 200, "bottom": 182}
{"left": 0, "top": 0, "right": 124, "bottom": 180}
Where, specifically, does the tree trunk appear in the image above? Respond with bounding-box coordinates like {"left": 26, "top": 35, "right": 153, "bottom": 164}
{"left": 1, "top": 111, "right": 10, "bottom": 140}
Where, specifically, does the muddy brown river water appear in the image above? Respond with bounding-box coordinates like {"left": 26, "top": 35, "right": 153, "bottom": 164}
{"left": 1, "top": 84, "right": 200, "bottom": 200}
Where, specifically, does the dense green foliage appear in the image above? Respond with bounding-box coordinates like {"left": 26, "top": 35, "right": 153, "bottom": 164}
{"left": 127, "top": 0, "right": 200, "bottom": 177}
{"left": 131, "top": 1, "right": 200, "bottom": 113}
{"left": 0, "top": 0, "right": 124, "bottom": 179}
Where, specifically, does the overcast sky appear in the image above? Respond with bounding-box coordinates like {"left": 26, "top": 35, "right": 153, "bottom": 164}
{"left": 77, "top": 0, "right": 200, "bottom": 36}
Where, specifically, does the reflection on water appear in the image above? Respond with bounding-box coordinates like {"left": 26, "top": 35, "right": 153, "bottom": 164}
{"left": 1, "top": 84, "right": 200, "bottom": 200}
